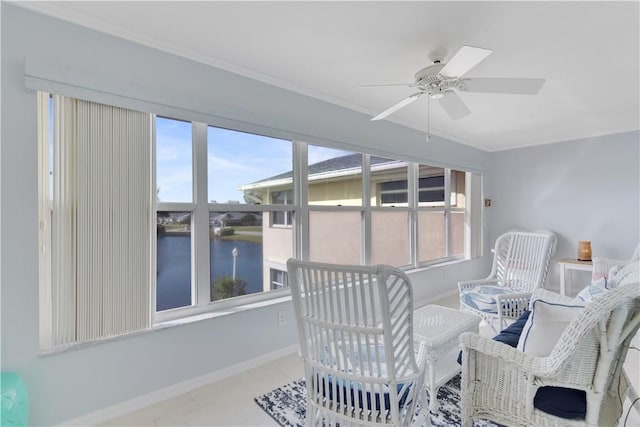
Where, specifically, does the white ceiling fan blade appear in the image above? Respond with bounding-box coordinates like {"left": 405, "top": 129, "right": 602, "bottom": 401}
{"left": 356, "top": 83, "right": 416, "bottom": 88}
{"left": 439, "top": 46, "right": 493, "bottom": 79}
{"left": 458, "top": 78, "right": 545, "bottom": 94}
{"left": 438, "top": 91, "right": 471, "bottom": 120}
{"left": 370, "top": 93, "right": 423, "bottom": 121}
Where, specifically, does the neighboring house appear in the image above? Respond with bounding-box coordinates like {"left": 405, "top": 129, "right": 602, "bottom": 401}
{"left": 241, "top": 153, "right": 467, "bottom": 292}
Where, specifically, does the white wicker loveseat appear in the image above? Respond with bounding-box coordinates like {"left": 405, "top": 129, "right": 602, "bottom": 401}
{"left": 459, "top": 277, "right": 640, "bottom": 427}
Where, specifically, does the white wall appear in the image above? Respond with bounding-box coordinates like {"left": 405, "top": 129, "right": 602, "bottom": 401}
{"left": 0, "top": 5, "right": 491, "bottom": 425}
{"left": 487, "top": 131, "right": 640, "bottom": 293}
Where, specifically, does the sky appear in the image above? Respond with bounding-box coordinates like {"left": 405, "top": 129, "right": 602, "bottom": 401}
{"left": 46, "top": 99, "right": 351, "bottom": 204}
{"left": 156, "top": 117, "right": 351, "bottom": 204}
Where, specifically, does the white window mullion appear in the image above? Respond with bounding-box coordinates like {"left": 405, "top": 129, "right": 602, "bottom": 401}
{"left": 408, "top": 162, "right": 418, "bottom": 268}
{"left": 363, "top": 154, "right": 371, "bottom": 265}
{"left": 150, "top": 116, "right": 157, "bottom": 322}
{"left": 444, "top": 168, "right": 451, "bottom": 257}
{"left": 193, "top": 122, "right": 210, "bottom": 306}
{"left": 295, "top": 141, "right": 309, "bottom": 260}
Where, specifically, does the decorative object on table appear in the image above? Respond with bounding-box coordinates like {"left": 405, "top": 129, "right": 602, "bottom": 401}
{"left": 287, "top": 259, "right": 429, "bottom": 427}
{"left": 254, "top": 374, "right": 501, "bottom": 427}
{"left": 459, "top": 280, "right": 640, "bottom": 427}
{"left": 577, "top": 240, "right": 592, "bottom": 261}
{"left": 458, "top": 229, "right": 557, "bottom": 331}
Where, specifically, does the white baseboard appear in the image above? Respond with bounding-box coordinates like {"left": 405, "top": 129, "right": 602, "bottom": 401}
{"left": 58, "top": 344, "right": 299, "bottom": 426}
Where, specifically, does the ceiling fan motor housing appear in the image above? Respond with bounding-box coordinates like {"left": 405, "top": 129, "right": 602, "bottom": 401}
{"left": 414, "top": 63, "right": 452, "bottom": 98}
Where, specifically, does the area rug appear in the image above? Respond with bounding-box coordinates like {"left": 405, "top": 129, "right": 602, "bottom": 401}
{"left": 255, "top": 374, "right": 500, "bottom": 427}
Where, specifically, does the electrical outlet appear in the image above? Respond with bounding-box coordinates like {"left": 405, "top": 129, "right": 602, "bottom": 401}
{"left": 278, "top": 311, "right": 286, "bottom": 327}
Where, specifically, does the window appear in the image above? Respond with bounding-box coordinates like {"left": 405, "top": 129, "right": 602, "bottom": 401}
{"left": 417, "top": 165, "right": 465, "bottom": 263}
{"left": 156, "top": 117, "right": 194, "bottom": 312}
{"left": 39, "top": 92, "right": 481, "bottom": 347}
{"left": 270, "top": 269, "right": 288, "bottom": 290}
{"left": 271, "top": 190, "right": 293, "bottom": 226}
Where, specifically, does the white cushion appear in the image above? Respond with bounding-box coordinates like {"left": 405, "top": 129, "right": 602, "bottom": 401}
{"left": 575, "top": 261, "right": 639, "bottom": 304}
{"left": 516, "top": 299, "right": 584, "bottom": 357}
{"left": 459, "top": 284, "right": 521, "bottom": 314}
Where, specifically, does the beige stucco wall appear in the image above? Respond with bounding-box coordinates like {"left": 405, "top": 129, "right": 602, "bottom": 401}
{"left": 261, "top": 215, "right": 294, "bottom": 292}
{"left": 259, "top": 168, "right": 467, "bottom": 290}
{"left": 309, "top": 211, "right": 362, "bottom": 264}
{"left": 371, "top": 211, "right": 410, "bottom": 266}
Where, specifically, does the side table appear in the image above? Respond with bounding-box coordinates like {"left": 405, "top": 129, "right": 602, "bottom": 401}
{"left": 413, "top": 304, "right": 480, "bottom": 411}
{"left": 557, "top": 258, "right": 592, "bottom": 296}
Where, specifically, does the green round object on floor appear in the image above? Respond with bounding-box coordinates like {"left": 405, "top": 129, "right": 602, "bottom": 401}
{"left": 1, "top": 373, "right": 29, "bottom": 426}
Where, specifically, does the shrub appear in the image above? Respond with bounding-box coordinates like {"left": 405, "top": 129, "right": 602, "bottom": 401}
{"left": 211, "top": 276, "right": 247, "bottom": 301}
{"left": 220, "top": 227, "right": 235, "bottom": 237}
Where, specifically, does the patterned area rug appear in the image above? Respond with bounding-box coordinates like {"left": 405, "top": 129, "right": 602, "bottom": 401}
{"left": 255, "top": 374, "right": 500, "bottom": 427}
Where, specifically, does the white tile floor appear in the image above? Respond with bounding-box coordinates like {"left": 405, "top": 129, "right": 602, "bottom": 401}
{"left": 101, "top": 293, "right": 640, "bottom": 426}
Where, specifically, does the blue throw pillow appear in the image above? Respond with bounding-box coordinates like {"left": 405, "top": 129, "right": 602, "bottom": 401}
{"left": 457, "top": 310, "right": 531, "bottom": 364}
{"left": 456, "top": 309, "right": 586, "bottom": 420}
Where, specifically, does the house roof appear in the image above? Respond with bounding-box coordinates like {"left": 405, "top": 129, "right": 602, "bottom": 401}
{"left": 243, "top": 154, "right": 401, "bottom": 190}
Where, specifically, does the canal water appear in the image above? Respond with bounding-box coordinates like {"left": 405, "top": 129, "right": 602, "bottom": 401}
{"left": 156, "top": 235, "right": 263, "bottom": 311}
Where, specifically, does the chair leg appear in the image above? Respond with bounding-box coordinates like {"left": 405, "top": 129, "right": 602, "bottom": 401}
{"left": 625, "top": 370, "right": 640, "bottom": 415}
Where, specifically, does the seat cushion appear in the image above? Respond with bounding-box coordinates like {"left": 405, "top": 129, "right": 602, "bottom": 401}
{"left": 534, "top": 386, "right": 586, "bottom": 420}
{"left": 319, "top": 375, "right": 411, "bottom": 411}
{"left": 459, "top": 284, "right": 521, "bottom": 314}
{"left": 317, "top": 342, "right": 413, "bottom": 411}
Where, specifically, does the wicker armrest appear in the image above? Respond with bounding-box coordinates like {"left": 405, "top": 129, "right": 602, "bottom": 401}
{"left": 496, "top": 292, "right": 531, "bottom": 318}
{"left": 459, "top": 332, "right": 551, "bottom": 376}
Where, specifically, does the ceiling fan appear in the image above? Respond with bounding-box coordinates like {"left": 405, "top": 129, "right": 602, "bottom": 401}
{"left": 364, "top": 46, "right": 545, "bottom": 122}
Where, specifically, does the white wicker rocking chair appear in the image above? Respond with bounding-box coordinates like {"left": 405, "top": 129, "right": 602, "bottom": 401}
{"left": 459, "top": 279, "right": 640, "bottom": 427}
{"left": 287, "top": 259, "right": 429, "bottom": 427}
{"left": 459, "top": 230, "right": 557, "bottom": 331}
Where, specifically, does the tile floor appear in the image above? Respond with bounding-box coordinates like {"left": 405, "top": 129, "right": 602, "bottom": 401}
{"left": 101, "top": 293, "right": 640, "bottom": 426}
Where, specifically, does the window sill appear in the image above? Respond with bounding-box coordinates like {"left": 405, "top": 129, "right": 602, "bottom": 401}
{"left": 406, "top": 256, "right": 469, "bottom": 274}
{"left": 155, "top": 295, "right": 291, "bottom": 328}
{"left": 39, "top": 295, "right": 292, "bottom": 357}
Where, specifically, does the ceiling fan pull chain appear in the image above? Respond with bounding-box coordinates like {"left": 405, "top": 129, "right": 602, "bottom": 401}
{"left": 426, "top": 97, "right": 432, "bottom": 142}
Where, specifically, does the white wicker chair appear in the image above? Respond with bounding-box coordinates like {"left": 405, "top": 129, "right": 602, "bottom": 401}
{"left": 459, "top": 279, "right": 640, "bottom": 427}
{"left": 287, "top": 259, "right": 429, "bottom": 427}
{"left": 459, "top": 230, "right": 557, "bottom": 331}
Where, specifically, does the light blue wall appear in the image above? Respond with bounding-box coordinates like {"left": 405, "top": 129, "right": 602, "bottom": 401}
{"left": 487, "top": 131, "right": 640, "bottom": 292}
{"left": 1, "top": 4, "right": 491, "bottom": 425}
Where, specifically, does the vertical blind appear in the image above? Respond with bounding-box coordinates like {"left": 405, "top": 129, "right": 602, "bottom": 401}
{"left": 45, "top": 94, "right": 152, "bottom": 347}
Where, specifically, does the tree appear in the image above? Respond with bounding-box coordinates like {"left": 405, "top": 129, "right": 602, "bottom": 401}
{"left": 211, "top": 276, "right": 247, "bottom": 301}
{"left": 241, "top": 213, "right": 257, "bottom": 225}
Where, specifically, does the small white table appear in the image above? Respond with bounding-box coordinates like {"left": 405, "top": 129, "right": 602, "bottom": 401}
{"left": 557, "top": 258, "right": 593, "bottom": 296}
{"left": 413, "top": 305, "right": 480, "bottom": 411}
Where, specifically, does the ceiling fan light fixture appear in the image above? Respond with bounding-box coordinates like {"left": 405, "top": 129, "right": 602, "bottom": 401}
{"left": 430, "top": 92, "right": 445, "bottom": 100}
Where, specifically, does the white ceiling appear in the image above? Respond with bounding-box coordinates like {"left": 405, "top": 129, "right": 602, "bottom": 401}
{"left": 18, "top": 1, "right": 640, "bottom": 151}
